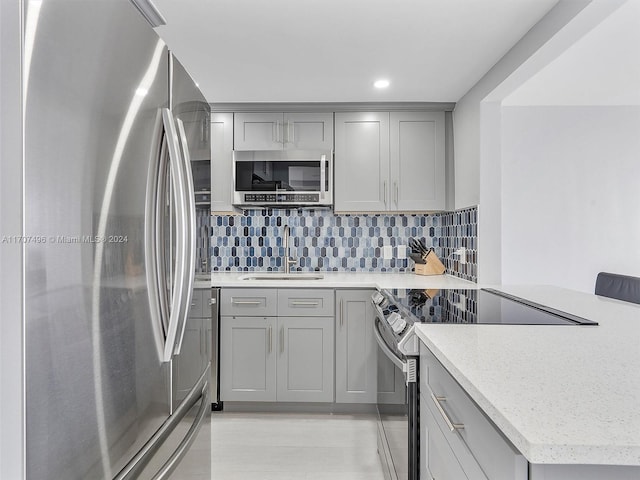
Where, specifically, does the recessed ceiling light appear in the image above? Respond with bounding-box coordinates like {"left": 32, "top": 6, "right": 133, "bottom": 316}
{"left": 374, "top": 79, "right": 390, "bottom": 89}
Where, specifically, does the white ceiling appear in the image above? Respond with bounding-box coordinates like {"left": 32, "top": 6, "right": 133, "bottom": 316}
{"left": 152, "top": 0, "right": 559, "bottom": 103}
{"left": 504, "top": 0, "right": 640, "bottom": 106}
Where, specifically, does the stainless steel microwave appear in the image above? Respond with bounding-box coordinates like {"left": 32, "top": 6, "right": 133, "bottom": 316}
{"left": 232, "top": 150, "right": 333, "bottom": 207}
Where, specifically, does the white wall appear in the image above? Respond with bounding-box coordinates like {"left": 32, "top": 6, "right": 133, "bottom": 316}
{"left": 501, "top": 106, "right": 640, "bottom": 291}
{"left": 453, "top": 0, "right": 593, "bottom": 209}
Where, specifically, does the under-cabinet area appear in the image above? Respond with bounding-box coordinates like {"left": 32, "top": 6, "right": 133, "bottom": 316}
{"left": 217, "top": 287, "right": 403, "bottom": 407}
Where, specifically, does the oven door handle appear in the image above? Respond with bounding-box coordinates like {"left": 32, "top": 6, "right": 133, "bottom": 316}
{"left": 374, "top": 318, "right": 407, "bottom": 372}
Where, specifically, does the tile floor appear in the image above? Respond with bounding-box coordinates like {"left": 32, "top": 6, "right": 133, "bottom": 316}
{"left": 210, "top": 412, "right": 386, "bottom": 480}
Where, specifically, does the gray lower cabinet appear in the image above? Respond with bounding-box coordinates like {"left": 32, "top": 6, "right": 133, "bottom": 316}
{"left": 276, "top": 316, "right": 334, "bottom": 402}
{"left": 219, "top": 288, "right": 335, "bottom": 403}
{"left": 420, "top": 344, "right": 527, "bottom": 480}
{"left": 174, "top": 288, "right": 211, "bottom": 401}
{"left": 377, "top": 345, "right": 406, "bottom": 405}
{"left": 335, "top": 289, "right": 377, "bottom": 403}
{"left": 220, "top": 316, "right": 277, "bottom": 401}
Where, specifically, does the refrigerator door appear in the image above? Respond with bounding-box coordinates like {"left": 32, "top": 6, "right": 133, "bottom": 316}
{"left": 169, "top": 55, "right": 212, "bottom": 407}
{"left": 24, "top": 1, "right": 173, "bottom": 478}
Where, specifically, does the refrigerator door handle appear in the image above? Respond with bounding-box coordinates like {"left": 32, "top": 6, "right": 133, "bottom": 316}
{"left": 145, "top": 111, "right": 169, "bottom": 360}
{"left": 114, "top": 368, "right": 210, "bottom": 480}
{"left": 173, "top": 117, "right": 197, "bottom": 356}
{"left": 161, "top": 108, "right": 189, "bottom": 363}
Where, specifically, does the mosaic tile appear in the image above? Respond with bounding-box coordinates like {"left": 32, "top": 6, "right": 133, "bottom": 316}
{"left": 202, "top": 207, "right": 478, "bottom": 282}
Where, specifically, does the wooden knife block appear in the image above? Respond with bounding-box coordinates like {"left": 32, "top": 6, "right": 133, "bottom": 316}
{"left": 414, "top": 250, "right": 446, "bottom": 276}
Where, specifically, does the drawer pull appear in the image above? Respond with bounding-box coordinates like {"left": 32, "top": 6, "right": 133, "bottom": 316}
{"left": 290, "top": 301, "right": 320, "bottom": 306}
{"left": 232, "top": 300, "right": 262, "bottom": 305}
{"left": 431, "top": 393, "right": 464, "bottom": 432}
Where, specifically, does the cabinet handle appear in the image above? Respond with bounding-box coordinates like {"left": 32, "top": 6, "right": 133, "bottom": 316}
{"left": 280, "top": 326, "right": 284, "bottom": 354}
{"left": 276, "top": 122, "right": 281, "bottom": 144}
{"left": 430, "top": 393, "right": 464, "bottom": 432}
{"left": 268, "top": 325, "right": 272, "bottom": 354}
{"left": 232, "top": 300, "right": 262, "bottom": 305}
{"left": 339, "top": 299, "right": 344, "bottom": 328}
{"left": 289, "top": 121, "right": 294, "bottom": 144}
{"left": 383, "top": 181, "right": 387, "bottom": 207}
{"left": 290, "top": 301, "right": 319, "bottom": 306}
{"left": 394, "top": 182, "right": 399, "bottom": 207}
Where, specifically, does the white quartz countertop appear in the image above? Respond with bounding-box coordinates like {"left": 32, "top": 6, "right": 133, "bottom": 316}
{"left": 414, "top": 285, "right": 640, "bottom": 466}
{"left": 206, "top": 271, "right": 476, "bottom": 289}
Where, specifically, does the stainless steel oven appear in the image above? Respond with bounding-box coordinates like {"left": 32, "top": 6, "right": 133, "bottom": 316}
{"left": 232, "top": 149, "right": 333, "bottom": 207}
{"left": 373, "top": 291, "right": 419, "bottom": 480}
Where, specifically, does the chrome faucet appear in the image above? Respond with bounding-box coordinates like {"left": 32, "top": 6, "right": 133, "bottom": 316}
{"left": 283, "top": 225, "right": 298, "bottom": 273}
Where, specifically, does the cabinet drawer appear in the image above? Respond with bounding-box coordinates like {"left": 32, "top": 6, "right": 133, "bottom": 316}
{"left": 421, "top": 393, "right": 480, "bottom": 480}
{"left": 220, "top": 288, "right": 277, "bottom": 316}
{"left": 420, "top": 345, "right": 527, "bottom": 480}
{"left": 277, "top": 289, "right": 334, "bottom": 317}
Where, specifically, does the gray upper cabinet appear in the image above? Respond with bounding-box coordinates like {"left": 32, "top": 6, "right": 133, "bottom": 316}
{"left": 234, "top": 112, "right": 333, "bottom": 151}
{"left": 335, "top": 290, "right": 377, "bottom": 403}
{"left": 285, "top": 113, "right": 333, "bottom": 150}
{"left": 334, "top": 112, "right": 390, "bottom": 212}
{"left": 210, "top": 112, "right": 237, "bottom": 213}
{"left": 234, "top": 112, "right": 283, "bottom": 151}
{"left": 335, "top": 111, "right": 445, "bottom": 212}
{"left": 390, "top": 112, "right": 445, "bottom": 211}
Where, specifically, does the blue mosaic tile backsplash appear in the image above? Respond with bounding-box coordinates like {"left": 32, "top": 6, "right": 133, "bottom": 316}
{"left": 204, "top": 206, "right": 478, "bottom": 282}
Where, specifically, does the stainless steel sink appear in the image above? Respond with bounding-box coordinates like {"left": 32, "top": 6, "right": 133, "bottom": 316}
{"left": 239, "top": 273, "right": 324, "bottom": 281}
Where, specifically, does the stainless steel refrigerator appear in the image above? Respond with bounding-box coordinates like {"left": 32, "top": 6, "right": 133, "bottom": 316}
{"left": 17, "top": 0, "right": 211, "bottom": 478}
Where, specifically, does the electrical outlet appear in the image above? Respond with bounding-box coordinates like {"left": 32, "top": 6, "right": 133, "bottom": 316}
{"left": 455, "top": 247, "right": 467, "bottom": 264}
{"left": 397, "top": 245, "right": 407, "bottom": 259}
{"left": 383, "top": 245, "right": 393, "bottom": 259}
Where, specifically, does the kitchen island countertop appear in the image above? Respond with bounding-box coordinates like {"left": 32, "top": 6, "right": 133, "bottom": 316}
{"left": 415, "top": 284, "right": 640, "bottom": 466}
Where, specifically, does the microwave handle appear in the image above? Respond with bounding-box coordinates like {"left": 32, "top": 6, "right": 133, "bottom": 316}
{"left": 320, "top": 154, "right": 326, "bottom": 199}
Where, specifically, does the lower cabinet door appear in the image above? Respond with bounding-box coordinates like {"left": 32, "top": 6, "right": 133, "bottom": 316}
{"left": 174, "top": 317, "right": 205, "bottom": 403}
{"left": 276, "top": 316, "right": 334, "bottom": 402}
{"left": 335, "top": 290, "right": 377, "bottom": 403}
{"left": 220, "top": 316, "right": 277, "bottom": 401}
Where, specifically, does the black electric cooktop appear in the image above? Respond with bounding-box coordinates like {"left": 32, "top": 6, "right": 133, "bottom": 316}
{"left": 381, "top": 288, "right": 598, "bottom": 326}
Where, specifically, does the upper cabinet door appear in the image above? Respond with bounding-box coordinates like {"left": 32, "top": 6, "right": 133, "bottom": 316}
{"left": 234, "top": 112, "right": 283, "bottom": 150}
{"left": 210, "top": 112, "right": 237, "bottom": 213}
{"left": 390, "top": 112, "right": 445, "bottom": 211}
{"left": 284, "top": 113, "right": 334, "bottom": 150}
{"left": 334, "top": 112, "right": 390, "bottom": 212}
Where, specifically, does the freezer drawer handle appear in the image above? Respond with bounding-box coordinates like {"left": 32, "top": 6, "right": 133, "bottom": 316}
{"left": 114, "top": 368, "right": 209, "bottom": 480}
{"left": 430, "top": 392, "right": 464, "bottom": 432}
{"left": 150, "top": 383, "right": 209, "bottom": 480}
{"left": 232, "top": 300, "right": 262, "bottom": 305}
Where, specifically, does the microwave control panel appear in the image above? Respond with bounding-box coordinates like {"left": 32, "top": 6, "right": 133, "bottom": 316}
{"left": 244, "top": 193, "right": 320, "bottom": 203}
